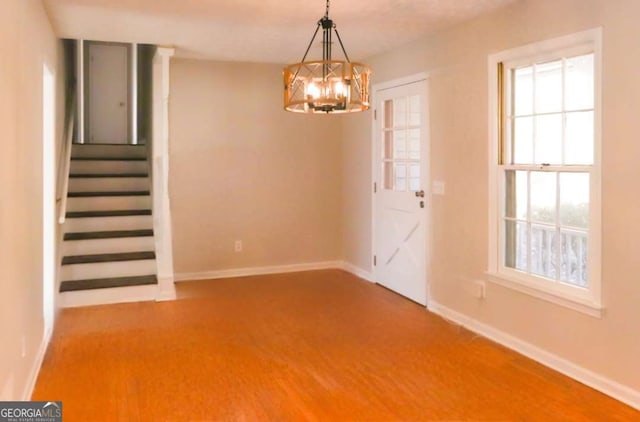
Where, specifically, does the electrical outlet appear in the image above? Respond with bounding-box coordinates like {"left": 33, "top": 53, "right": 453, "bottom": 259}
{"left": 473, "top": 280, "right": 486, "bottom": 299}
{"left": 234, "top": 240, "right": 242, "bottom": 252}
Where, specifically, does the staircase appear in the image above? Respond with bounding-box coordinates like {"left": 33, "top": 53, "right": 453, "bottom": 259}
{"left": 59, "top": 143, "right": 158, "bottom": 307}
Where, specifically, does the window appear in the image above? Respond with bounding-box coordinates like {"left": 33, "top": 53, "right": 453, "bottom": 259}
{"left": 381, "top": 95, "right": 421, "bottom": 192}
{"left": 488, "top": 29, "right": 602, "bottom": 314}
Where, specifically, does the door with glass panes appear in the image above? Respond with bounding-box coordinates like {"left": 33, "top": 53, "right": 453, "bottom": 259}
{"left": 374, "top": 79, "right": 428, "bottom": 305}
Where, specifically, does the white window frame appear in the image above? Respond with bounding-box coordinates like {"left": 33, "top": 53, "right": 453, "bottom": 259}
{"left": 487, "top": 28, "right": 603, "bottom": 317}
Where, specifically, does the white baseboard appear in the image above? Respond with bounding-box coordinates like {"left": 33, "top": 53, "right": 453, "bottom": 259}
{"left": 174, "top": 260, "right": 344, "bottom": 282}
{"left": 428, "top": 301, "right": 640, "bottom": 411}
{"left": 22, "top": 326, "right": 53, "bottom": 400}
{"left": 156, "top": 275, "right": 176, "bottom": 301}
{"left": 59, "top": 284, "right": 159, "bottom": 308}
{"left": 339, "top": 261, "right": 375, "bottom": 283}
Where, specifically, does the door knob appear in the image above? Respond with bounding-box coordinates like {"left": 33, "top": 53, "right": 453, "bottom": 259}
{"left": 415, "top": 190, "right": 425, "bottom": 198}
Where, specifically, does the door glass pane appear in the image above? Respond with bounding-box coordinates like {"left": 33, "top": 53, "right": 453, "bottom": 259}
{"left": 384, "top": 99, "right": 393, "bottom": 129}
{"left": 565, "top": 111, "right": 594, "bottom": 165}
{"left": 408, "top": 95, "right": 420, "bottom": 126}
{"left": 530, "top": 224, "right": 557, "bottom": 279}
{"left": 394, "top": 130, "right": 407, "bottom": 159}
{"left": 408, "top": 129, "right": 420, "bottom": 159}
{"left": 530, "top": 171, "right": 556, "bottom": 224}
{"left": 383, "top": 131, "right": 393, "bottom": 159}
{"left": 560, "top": 230, "right": 588, "bottom": 286}
{"left": 534, "top": 114, "right": 562, "bottom": 164}
{"left": 535, "top": 60, "right": 562, "bottom": 113}
{"left": 382, "top": 162, "right": 393, "bottom": 190}
{"left": 559, "top": 172, "right": 589, "bottom": 228}
{"left": 394, "top": 163, "right": 407, "bottom": 191}
{"left": 393, "top": 98, "right": 407, "bottom": 128}
{"left": 514, "top": 66, "right": 533, "bottom": 116}
{"left": 565, "top": 54, "right": 594, "bottom": 111}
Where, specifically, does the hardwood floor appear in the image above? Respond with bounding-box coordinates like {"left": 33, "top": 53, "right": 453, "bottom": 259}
{"left": 33, "top": 270, "right": 639, "bottom": 421}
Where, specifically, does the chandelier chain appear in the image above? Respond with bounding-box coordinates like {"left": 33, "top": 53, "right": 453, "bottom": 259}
{"left": 325, "top": 0, "right": 330, "bottom": 19}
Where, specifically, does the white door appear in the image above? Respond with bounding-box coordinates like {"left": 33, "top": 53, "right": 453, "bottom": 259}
{"left": 373, "top": 79, "right": 429, "bottom": 305}
{"left": 88, "top": 43, "right": 129, "bottom": 143}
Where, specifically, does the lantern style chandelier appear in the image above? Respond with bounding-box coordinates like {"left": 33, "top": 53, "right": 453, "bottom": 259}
{"left": 283, "top": 0, "right": 371, "bottom": 114}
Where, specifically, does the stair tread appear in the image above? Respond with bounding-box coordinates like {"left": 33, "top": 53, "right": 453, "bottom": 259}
{"left": 68, "top": 190, "right": 150, "bottom": 197}
{"left": 65, "top": 229, "right": 154, "bottom": 241}
{"left": 71, "top": 157, "right": 146, "bottom": 161}
{"left": 62, "top": 251, "right": 156, "bottom": 265}
{"left": 72, "top": 143, "right": 146, "bottom": 146}
{"left": 60, "top": 274, "right": 157, "bottom": 292}
{"left": 69, "top": 173, "right": 149, "bottom": 178}
{"left": 66, "top": 209, "right": 152, "bottom": 218}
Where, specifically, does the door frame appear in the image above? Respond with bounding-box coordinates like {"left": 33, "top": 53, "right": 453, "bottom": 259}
{"left": 371, "top": 72, "right": 432, "bottom": 306}
{"left": 84, "top": 40, "right": 133, "bottom": 144}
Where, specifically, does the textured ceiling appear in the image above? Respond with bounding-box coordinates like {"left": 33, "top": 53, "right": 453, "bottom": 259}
{"left": 44, "top": 0, "right": 517, "bottom": 63}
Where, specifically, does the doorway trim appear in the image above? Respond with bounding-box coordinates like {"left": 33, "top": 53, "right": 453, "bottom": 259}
{"left": 370, "top": 72, "right": 431, "bottom": 305}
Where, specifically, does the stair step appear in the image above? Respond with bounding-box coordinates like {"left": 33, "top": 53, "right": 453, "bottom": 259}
{"left": 71, "top": 157, "right": 146, "bottom": 161}
{"left": 62, "top": 251, "right": 156, "bottom": 265}
{"left": 65, "top": 229, "right": 153, "bottom": 241}
{"left": 70, "top": 160, "right": 148, "bottom": 174}
{"left": 60, "top": 275, "right": 157, "bottom": 292}
{"left": 69, "top": 173, "right": 148, "bottom": 178}
{"left": 60, "top": 258, "right": 156, "bottom": 281}
{"left": 68, "top": 190, "right": 150, "bottom": 197}
{"left": 62, "top": 235, "right": 155, "bottom": 256}
{"left": 66, "top": 209, "right": 152, "bottom": 218}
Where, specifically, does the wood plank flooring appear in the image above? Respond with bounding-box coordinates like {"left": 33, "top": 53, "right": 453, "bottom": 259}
{"left": 33, "top": 270, "right": 640, "bottom": 421}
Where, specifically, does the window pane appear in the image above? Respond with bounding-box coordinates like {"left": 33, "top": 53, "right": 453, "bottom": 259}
{"left": 560, "top": 230, "right": 588, "bottom": 287}
{"left": 505, "top": 220, "right": 528, "bottom": 271}
{"left": 560, "top": 172, "right": 589, "bottom": 228}
{"left": 513, "top": 117, "right": 533, "bottom": 164}
{"left": 534, "top": 114, "right": 562, "bottom": 164}
{"left": 408, "top": 129, "right": 420, "bottom": 159}
{"left": 530, "top": 224, "right": 557, "bottom": 279}
{"left": 393, "top": 98, "right": 407, "bottom": 127}
{"left": 565, "top": 111, "right": 594, "bottom": 165}
{"left": 394, "top": 130, "right": 407, "bottom": 159}
{"left": 408, "top": 95, "right": 420, "bottom": 126}
{"left": 535, "top": 60, "right": 562, "bottom": 113}
{"left": 505, "top": 170, "right": 527, "bottom": 219}
{"left": 565, "top": 54, "right": 594, "bottom": 111}
{"left": 530, "top": 171, "right": 556, "bottom": 224}
{"left": 514, "top": 67, "right": 533, "bottom": 116}
{"left": 409, "top": 178, "right": 420, "bottom": 192}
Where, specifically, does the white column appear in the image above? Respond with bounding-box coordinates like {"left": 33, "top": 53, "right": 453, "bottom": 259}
{"left": 152, "top": 47, "right": 176, "bottom": 301}
{"left": 76, "top": 39, "right": 84, "bottom": 143}
{"left": 131, "top": 43, "right": 138, "bottom": 145}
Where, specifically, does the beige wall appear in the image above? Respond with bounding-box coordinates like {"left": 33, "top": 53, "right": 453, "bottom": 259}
{"left": 169, "top": 60, "right": 343, "bottom": 275}
{"left": 0, "top": 0, "right": 61, "bottom": 400}
{"left": 342, "top": 0, "right": 640, "bottom": 391}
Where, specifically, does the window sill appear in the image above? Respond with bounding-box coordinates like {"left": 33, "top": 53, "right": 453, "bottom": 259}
{"left": 485, "top": 271, "right": 603, "bottom": 318}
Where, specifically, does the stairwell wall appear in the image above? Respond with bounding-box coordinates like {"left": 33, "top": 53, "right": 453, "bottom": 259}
{"left": 169, "top": 60, "right": 343, "bottom": 277}
{"left": 0, "top": 0, "right": 63, "bottom": 400}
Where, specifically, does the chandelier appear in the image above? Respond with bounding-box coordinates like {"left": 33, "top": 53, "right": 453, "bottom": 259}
{"left": 283, "top": 0, "right": 371, "bottom": 114}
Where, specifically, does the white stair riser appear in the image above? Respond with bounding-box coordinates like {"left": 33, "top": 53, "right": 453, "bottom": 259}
{"left": 67, "top": 195, "right": 151, "bottom": 212}
{"left": 64, "top": 215, "right": 152, "bottom": 232}
{"left": 63, "top": 236, "right": 155, "bottom": 256}
{"left": 60, "top": 284, "right": 158, "bottom": 308}
{"left": 61, "top": 259, "right": 156, "bottom": 281}
{"left": 72, "top": 144, "right": 147, "bottom": 159}
{"left": 70, "top": 160, "right": 148, "bottom": 174}
{"left": 69, "top": 177, "right": 150, "bottom": 192}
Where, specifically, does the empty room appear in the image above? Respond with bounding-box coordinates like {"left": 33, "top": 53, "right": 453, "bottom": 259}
{"left": 1, "top": 0, "right": 639, "bottom": 420}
